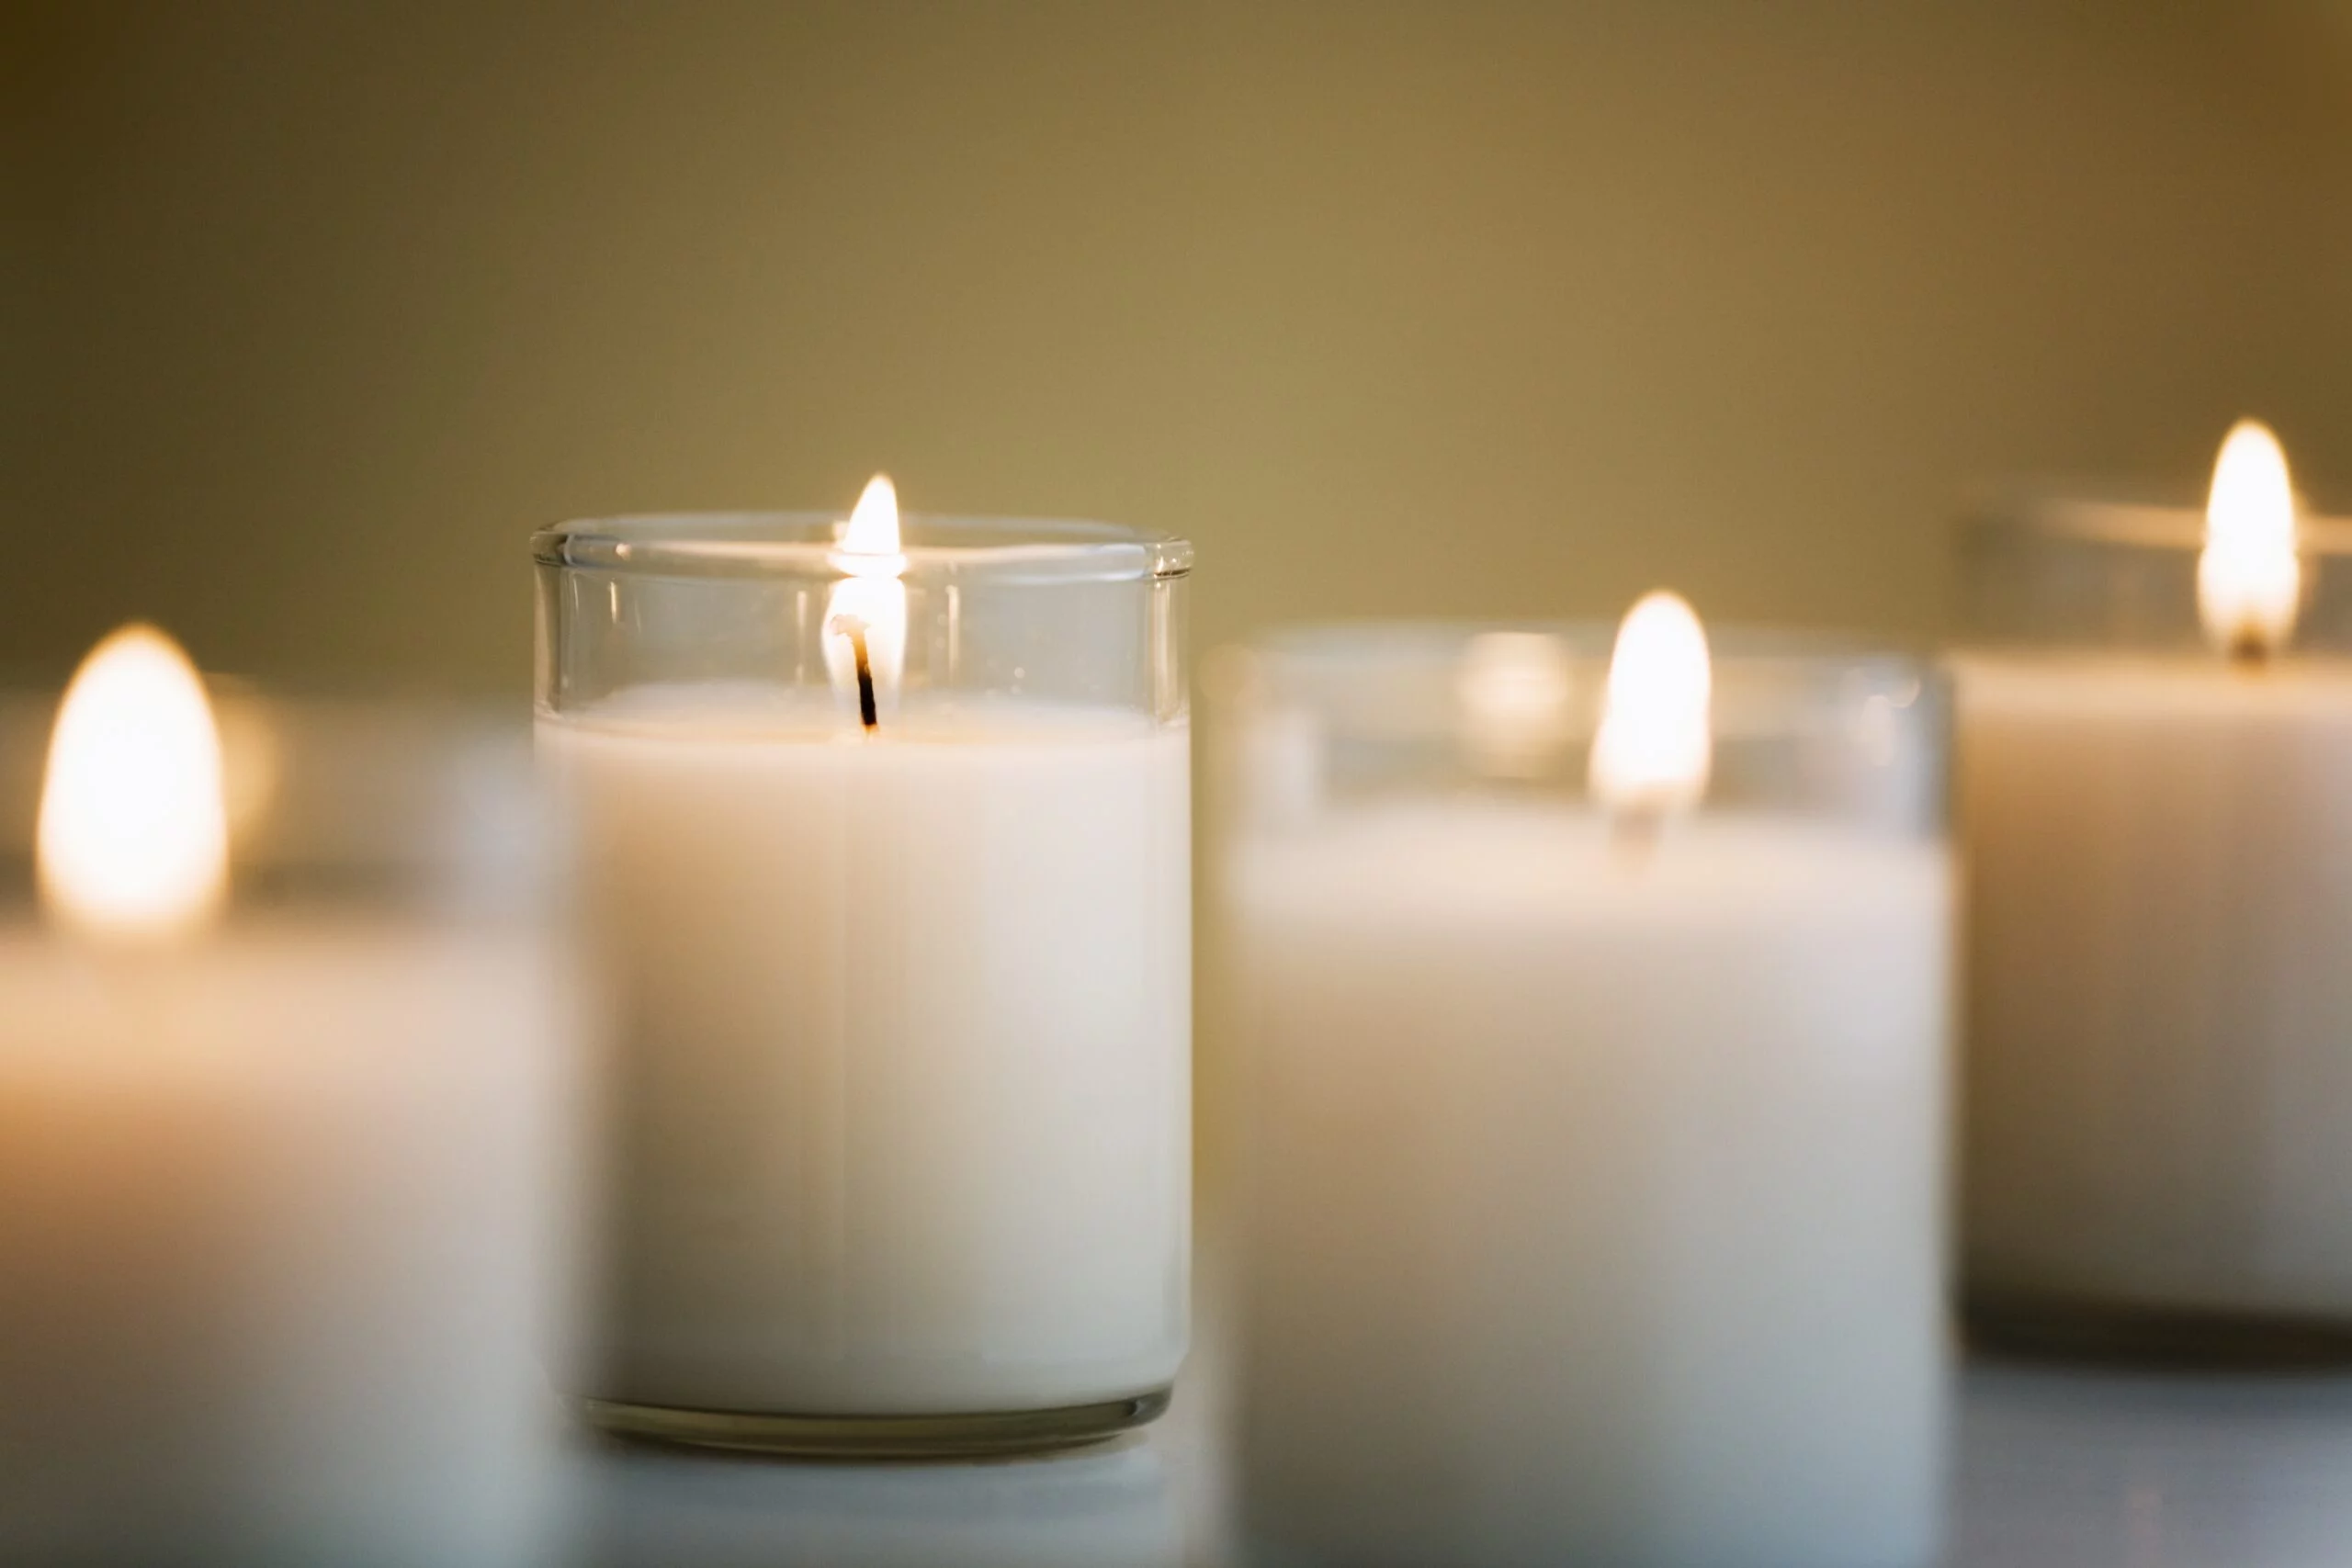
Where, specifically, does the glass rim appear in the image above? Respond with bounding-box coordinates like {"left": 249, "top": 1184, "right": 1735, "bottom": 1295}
{"left": 1227, "top": 618, "right": 1941, "bottom": 750}
{"left": 533, "top": 512, "right": 1193, "bottom": 584}
{"left": 0, "top": 690, "right": 542, "bottom": 917}
{"left": 1218, "top": 619, "right": 1947, "bottom": 831}
{"left": 1963, "top": 491, "right": 2352, "bottom": 557}
{"left": 1242, "top": 617, "right": 1933, "bottom": 682}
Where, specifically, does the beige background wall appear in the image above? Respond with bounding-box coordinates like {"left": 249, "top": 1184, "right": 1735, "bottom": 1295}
{"left": 7, "top": 2, "right": 2352, "bottom": 691}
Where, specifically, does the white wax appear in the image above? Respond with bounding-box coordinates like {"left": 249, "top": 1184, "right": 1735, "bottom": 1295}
{"left": 1957, "top": 653, "right": 2352, "bottom": 1319}
{"left": 1227, "top": 802, "right": 1949, "bottom": 1568}
{"left": 540, "top": 688, "right": 1191, "bottom": 1416}
{"left": 0, "top": 918, "right": 575, "bottom": 1568}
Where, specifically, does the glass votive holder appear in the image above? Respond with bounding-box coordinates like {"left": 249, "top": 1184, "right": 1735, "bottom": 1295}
{"left": 1954, "top": 467, "right": 2352, "bottom": 1364}
{"left": 534, "top": 498, "right": 1193, "bottom": 1456}
{"left": 1216, "top": 614, "right": 1951, "bottom": 1568}
{"left": 0, "top": 639, "right": 578, "bottom": 1568}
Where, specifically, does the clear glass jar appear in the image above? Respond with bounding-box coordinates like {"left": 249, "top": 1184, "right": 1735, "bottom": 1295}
{"left": 1960, "top": 490, "right": 2352, "bottom": 651}
{"left": 535, "top": 509, "right": 1193, "bottom": 1456}
{"left": 0, "top": 677, "right": 574, "bottom": 1568}
{"left": 1215, "top": 621, "right": 1943, "bottom": 832}
{"left": 1215, "top": 620, "right": 1951, "bottom": 1568}
{"left": 1954, "top": 490, "right": 2352, "bottom": 1364}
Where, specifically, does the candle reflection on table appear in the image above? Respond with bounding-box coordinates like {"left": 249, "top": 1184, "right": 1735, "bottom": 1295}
{"left": 584, "top": 1438, "right": 1183, "bottom": 1568}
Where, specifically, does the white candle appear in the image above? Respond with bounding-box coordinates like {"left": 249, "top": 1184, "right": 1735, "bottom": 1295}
{"left": 1957, "top": 423, "right": 2352, "bottom": 1335}
{"left": 1228, "top": 603, "right": 1951, "bottom": 1568}
{"left": 1959, "top": 659, "right": 2352, "bottom": 1321}
{"left": 0, "top": 628, "right": 574, "bottom": 1568}
{"left": 538, "top": 479, "right": 1193, "bottom": 1444}
{"left": 542, "top": 689, "right": 1191, "bottom": 1421}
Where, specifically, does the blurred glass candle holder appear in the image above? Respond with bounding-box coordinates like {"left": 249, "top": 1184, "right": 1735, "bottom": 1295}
{"left": 535, "top": 479, "right": 1193, "bottom": 1456}
{"left": 1955, "top": 422, "right": 2352, "bottom": 1362}
{"left": 0, "top": 628, "right": 578, "bottom": 1568}
{"left": 1217, "top": 604, "right": 1951, "bottom": 1568}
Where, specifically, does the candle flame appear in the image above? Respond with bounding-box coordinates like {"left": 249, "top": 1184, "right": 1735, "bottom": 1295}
{"left": 37, "top": 625, "right": 229, "bottom": 940}
{"left": 2198, "top": 420, "right": 2300, "bottom": 659}
{"left": 1589, "top": 592, "right": 1711, "bottom": 818}
{"left": 824, "top": 474, "right": 908, "bottom": 725}
{"left": 834, "top": 473, "right": 906, "bottom": 574}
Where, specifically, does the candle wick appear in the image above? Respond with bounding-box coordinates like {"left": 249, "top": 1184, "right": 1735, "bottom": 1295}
{"left": 851, "top": 629, "right": 880, "bottom": 733}
{"left": 1610, "top": 807, "right": 1664, "bottom": 867}
{"left": 2227, "top": 630, "right": 2273, "bottom": 670}
{"left": 831, "top": 614, "right": 882, "bottom": 733}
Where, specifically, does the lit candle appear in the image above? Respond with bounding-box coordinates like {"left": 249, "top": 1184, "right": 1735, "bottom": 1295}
{"left": 0, "top": 627, "right": 573, "bottom": 1567}
{"left": 536, "top": 482, "right": 1193, "bottom": 1454}
{"left": 1958, "top": 422, "right": 2352, "bottom": 1353}
{"left": 1225, "top": 603, "right": 1951, "bottom": 1568}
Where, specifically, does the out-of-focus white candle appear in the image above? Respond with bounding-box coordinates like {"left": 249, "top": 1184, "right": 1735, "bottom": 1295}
{"left": 0, "top": 627, "right": 573, "bottom": 1568}
{"left": 1231, "top": 601, "right": 1950, "bottom": 1568}
{"left": 1961, "top": 423, "right": 2352, "bottom": 1331}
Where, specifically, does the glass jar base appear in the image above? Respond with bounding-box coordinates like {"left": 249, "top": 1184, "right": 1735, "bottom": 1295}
{"left": 583, "top": 1385, "right": 1174, "bottom": 1458}
{"left": 1965, "top": 1292, "right": 2352, "bottom": 1371}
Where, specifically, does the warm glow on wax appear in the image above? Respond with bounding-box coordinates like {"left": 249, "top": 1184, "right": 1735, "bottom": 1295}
{"left": 37, "top": 624, "right": 229, "bottom": 940}
{"left": 2198, "top": 420, "right": 2301, "bottom": 659}
{"left": 1589, "top": 592, "right": 1711, "bottom": 817}
{"left": 824, "top": 474, "right": 909, "bottom": 728}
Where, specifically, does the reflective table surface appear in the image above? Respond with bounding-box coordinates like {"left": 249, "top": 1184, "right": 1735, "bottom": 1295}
{"left": 583, "top": 1346, "right": 2352, "bottom": 1567}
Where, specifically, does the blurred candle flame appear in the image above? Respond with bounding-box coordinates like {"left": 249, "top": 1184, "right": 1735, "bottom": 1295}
{"left": 824, "top": 474, "right": 908, "bottom": 725}
{"left": 2198, "top": 420, "right": 2300, "bottom": 660}
{"left": 1589, "top": 592, "right": 1711, "bottom": 818}
{"left": 37, "top": 624, "right": 229, "bottom": 940}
